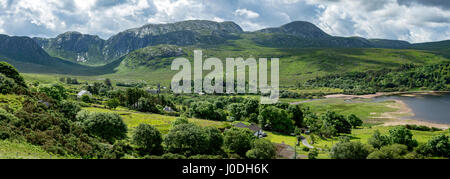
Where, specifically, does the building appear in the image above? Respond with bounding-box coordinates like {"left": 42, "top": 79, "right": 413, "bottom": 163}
{"left": 77, "top": 90, "right": 92, "bottom": 98}
{"left": 232, "top": 122, "right": 267, "bottom": 138}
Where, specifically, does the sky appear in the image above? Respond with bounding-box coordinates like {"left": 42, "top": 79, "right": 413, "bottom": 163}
{"left": 0, "top": 0, "right": 449, "bottom": 43}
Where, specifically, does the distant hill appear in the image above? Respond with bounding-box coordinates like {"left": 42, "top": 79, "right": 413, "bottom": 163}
{"left": 33, "top": 32, "right": 105, "bottom": 65}
{"left": 31, "top": 20, "right": 450, "bottom": 66}
{"left": 34, "top": 20, "right": 243, "bottom": 65}
{"left": 0, "top": 34, "right": 115, "bottom": 75}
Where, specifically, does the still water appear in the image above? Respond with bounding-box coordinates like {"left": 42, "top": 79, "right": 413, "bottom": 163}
{"left": 373, "top": 93, "right": 450, "bottom": 124}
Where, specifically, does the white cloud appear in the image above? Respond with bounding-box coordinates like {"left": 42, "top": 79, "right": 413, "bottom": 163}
{"left": 234, "top": 9, "right": 260, "bottom": 19}
{"left": 0, "top": 0, "right": 448, "bottom": 43}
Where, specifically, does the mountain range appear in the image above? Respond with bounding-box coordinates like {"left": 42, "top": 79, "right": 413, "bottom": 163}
{"left": 1, "top": 20, "right": 450, "bottom": 77}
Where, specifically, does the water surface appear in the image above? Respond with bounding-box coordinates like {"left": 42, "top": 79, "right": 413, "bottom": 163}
{"left": 373, "top": 93, "right": 450, "bottom": 124}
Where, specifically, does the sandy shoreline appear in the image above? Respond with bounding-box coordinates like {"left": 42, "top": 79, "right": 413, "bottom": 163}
{"left": 326, "top": 91, "right": 450, "bottom": 130}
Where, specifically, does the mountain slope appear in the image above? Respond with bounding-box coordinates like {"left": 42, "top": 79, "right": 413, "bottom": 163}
{"left": 257, "top": 21, "right": 331, "bottom": 39}
{"left": 0, "top": 34, "right": 117, "bottom": 75}
{"left": 33, "top": 31, "right": 106, "bottom": 65}
{"left": 103, "top": 20, "right": 243, "bottom": 60}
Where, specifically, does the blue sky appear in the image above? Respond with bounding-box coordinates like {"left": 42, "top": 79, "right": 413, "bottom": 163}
{"left": 0, "top": 0, "right": 449, "bottom": 43}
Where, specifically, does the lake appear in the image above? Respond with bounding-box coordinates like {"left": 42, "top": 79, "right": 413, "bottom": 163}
{"left": 373, "top": 93, "right": 450, "bottom": 124}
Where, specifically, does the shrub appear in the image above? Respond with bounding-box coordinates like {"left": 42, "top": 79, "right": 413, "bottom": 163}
{"left": 83, "top": 112, "right": 128, "bottom": 143}
{"left": 246, "top": 139, "right": 277, "bottom": 159}
{"left": 258, "top": 106, "right": 293, "bottom": 134}
{"left": 161, "top": 153, "right": 187, "bottom": 159}
{"left": 164, "top": 123, "right": 210, "bottom": 156}
{"left": 81, "top": 95, "right": 92, "bottom": 103}
{"left": 132, "top": 124, "right": 163, "bottom": 155}
{"left": 321, "top": 111, "right": 352, "bottom": 134}
{"left": 106, "top": 98, "right": 120, "bottom": 110}
{"left": 59, "top": 100, "right": 81, "bottom": 120}
{"left": 224, "top": 127, "right": 255, "bottom": 157}
{"left": 368, "top": 130, "right": 391, "bottom": 149}
{"left": 75, "top": 110, "right": 91, "bottom": 122}
{"left": 417, "top": 134, "right": 450, "bottom": 158}
{"left": 388, "top": 126, "right": 418, "bottom": 150}
{"left": 0, "top": 62, "right": 26, "bottom": 87}
{"left": 367, "top": 144, "right": 408, "bottom": 159}
{"left": 308, "top": 148, "right": 319, "bottom": 159}
{"left": 330, "top": 139, "right": 373, "bottom": 159}
{"left": 0, "top": 107, "right": 19, "bottom": 124}
{"left": 347, "top": 114, "right": 363, "bottom": 128}
{"left": 172, "top": 117, "right": 189, "bottom": 127}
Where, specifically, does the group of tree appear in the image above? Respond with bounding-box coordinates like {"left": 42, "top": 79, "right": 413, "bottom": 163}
{"left": 306, "top": 63, "right": 450, "bottom": 94}
{"left": 305, "top": 111, "right": 363, "bottom": 138}
{"left": 331, "top": 126, "right": 449, "bottom": 159}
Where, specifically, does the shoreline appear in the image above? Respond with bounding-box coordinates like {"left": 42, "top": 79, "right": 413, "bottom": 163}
{"left": 324, "top": 91, "right": 450, "bottom": 100}
{"left": 326, "top": 91, "right": 450, "bottom": 130}
{"left": 380, "top": 100, "right": 450, "bottom": 130}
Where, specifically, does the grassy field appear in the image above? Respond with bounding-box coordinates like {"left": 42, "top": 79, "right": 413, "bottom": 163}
{"left": 0, "top": 140, "right": 64, "bottom": 159}
{"left": 83, "top": 107, "right": 230, "bottom": 135}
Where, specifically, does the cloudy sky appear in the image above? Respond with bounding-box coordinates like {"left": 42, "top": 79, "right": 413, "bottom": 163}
{"left": 0, "top": 0, "right": 449, "bottom": 43}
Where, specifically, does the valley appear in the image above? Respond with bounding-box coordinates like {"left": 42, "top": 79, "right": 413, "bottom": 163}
{"left": 1, "top": 20, "right": 449, "bottom": 159}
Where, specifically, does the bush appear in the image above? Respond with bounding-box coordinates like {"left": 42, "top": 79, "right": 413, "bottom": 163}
{"left": 39, "top": 84, "right": 67, "bottom": 101}
{"left": 81, "top": 95, "right": 92, "bottom": 103}
{"left": 224, "top": 127, "right": 255, "bottom": 157}
{"left": 0, "top": 108, "right": 19, "bottom": 124}
{"left": 164, "top": 123, "right": 213, "bottom": 156}
{"left": 172, "top": 117, "right": 189, "bottom": 127}
{"left": 308, "top": 148, "right": 319, "bottom": 159}
{"left": 60, "top": 100, "right": 81, "bottom": 121}
{"left": 417, "top": 134, "right": 450, "bottom": 158}
{"left": 106, "top": 98, "right": 120, "bottom": 110}
{"left": 321, "top": 111, "right": 352, "bottom": 134}
{"left": 258, "top": 106, "right": 293, "bottom": 134}
{"left": 330, "top": 139, "right": 373, "bottom": 159}
{"left": 132, "top": 124, "right": 163, "bottom": 155}
{"left": 83, "top": 112, "right": 128, "bottom": 143}
{"left": 246, "top": 139, "right": 277, "bottom": 159}
{"left": 75, "top": 110, "right": 91, "bottom": 122}
{"left": 388, "top": 126, "right": 418, "bottom": 150}
{"left": 368, "top": 130, "right": 391, "bottom": 149}
{"left": 347, "top": 114, "right": 363, "bottom": 128}
{"left": 161, "top": 153, "right": 186, "bottom": 159}
{"left": 0, "top": 62, "right": 26, "bottom": 87}
{"left": 367, "top": 144, "right": 408, "bottom": 159}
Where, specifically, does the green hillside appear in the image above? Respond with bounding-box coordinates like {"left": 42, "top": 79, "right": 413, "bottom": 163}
{"left": 103, "top": 37, "right": 450, "bottom": 87}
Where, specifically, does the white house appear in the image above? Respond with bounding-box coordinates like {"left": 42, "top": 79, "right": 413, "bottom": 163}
{"left": 77, "top": 90, "right": 92, "bottom": 98}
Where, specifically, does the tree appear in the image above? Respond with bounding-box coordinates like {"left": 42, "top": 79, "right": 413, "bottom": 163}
{"left": 368, "top": 130, "right": 391, "bottom": 149}
{"left": 106, "top": 98, "right": 120, "bottom": 110}
{"left": 347, "top": 114, "right": 363, "bottom": 128}
{"left": 246, "top": 139, "right": 277, "bottom": 159}
{"left": 330, "top": 139, "right": 372, "bottom": 159}
{"left": 104, "top": 78, "right": 112, "bottom": 87}
{"left": 417, "top": 134, "right": 450, "bottom": 158}
{"left": 132, "top": 124, "right": 163, "bottom": 155}
{"left": 258, "top": 106, "right": 293, "bottom": 134}
{"left": 0, "top": 62, "right": 26, "bottom": 87}
{"left": 287, "top": 104, "right": 304, "bottom": 128}
{"left": 59, "top": 100, "right": 81, "bottom": 120}
{"left": 40, "top": 84, "right": 68, "bottom": 101}
{"left": 320, "top": 111, "right": 352, "bottom": 134}
{"left": 388, "top": 126, "right": 418, "bottom": 150}
{"left": 164, "top": 123, "right": 210, "bottom": 156}
{"left": 172, "top": 117, "right": 189, "bottom": 127}
{"left": 227, "top": 103, "right": 246, "bottom": 121}
{"left": 367, "top": 144, "right": 408, "bottom": 159}
{"left": 83, "top": 112, "right": 128, "bottom": 143}
{"left": 308, "top": 148, "right": 319, "bottom": 159}
{"left": 81, "top": 94, "right": 91, "bottom": 103}
{"left": 224, "top": 127, "right": 255, "bottom": 157}
{"left": 243, "top": 98, "right": 259, "bottom": 122}
{"left": 204, "top": 126, "right": 224, "bottom": 154}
